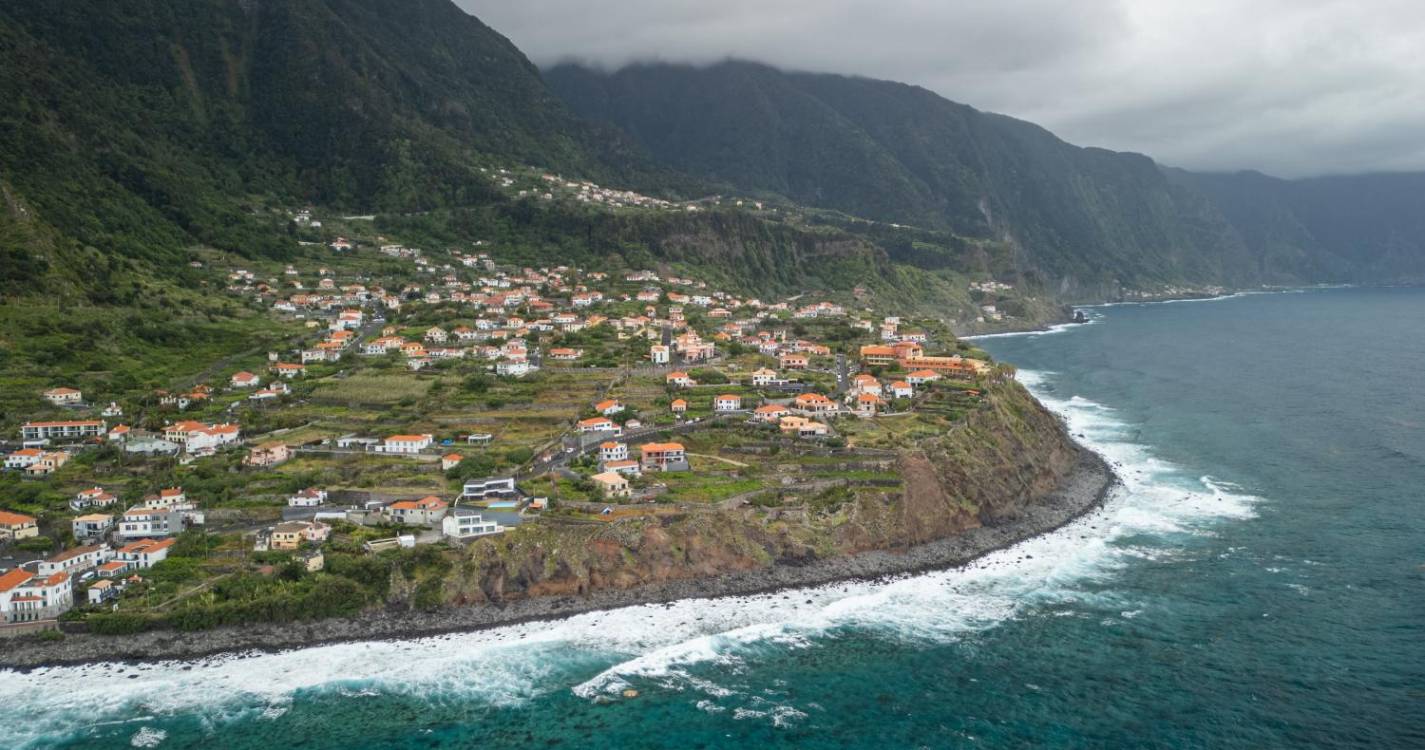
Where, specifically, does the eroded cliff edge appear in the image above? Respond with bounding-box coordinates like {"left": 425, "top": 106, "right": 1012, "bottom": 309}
{"left": 2, "top": 383, "right": 1112, "bottom": 668}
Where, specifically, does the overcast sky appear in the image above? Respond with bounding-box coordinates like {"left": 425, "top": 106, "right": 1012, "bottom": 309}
{"left": 460, "top": 0, "right": 1425, "bottom": 178}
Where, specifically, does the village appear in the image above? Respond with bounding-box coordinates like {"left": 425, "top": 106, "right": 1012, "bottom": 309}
{"left": 0, "top": 212, "right": 1009, "bottom": 642}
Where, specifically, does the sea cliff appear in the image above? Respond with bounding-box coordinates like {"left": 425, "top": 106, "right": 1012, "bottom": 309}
{"left": 1, "top": 384, "right": 1112, "bottom": 669}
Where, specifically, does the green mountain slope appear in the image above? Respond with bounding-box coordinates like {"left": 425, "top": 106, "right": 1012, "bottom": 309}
{"left": 1172, "top": 170, "right": 1425, "bottom": 283}
{"left": 0, "top": 0, "right": 661, "bottom": 297}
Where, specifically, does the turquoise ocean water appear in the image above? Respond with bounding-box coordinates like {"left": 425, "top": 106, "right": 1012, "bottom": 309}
{"left": 5, "top": 287, "right": 1423, "bottom": 749}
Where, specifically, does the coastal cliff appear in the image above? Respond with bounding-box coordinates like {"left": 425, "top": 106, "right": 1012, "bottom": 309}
{"left": 411, "top": 383, "right": 1085, "bottom": 607}
{"left": 0, "top": 384, "right": 1110, "bottom": 668}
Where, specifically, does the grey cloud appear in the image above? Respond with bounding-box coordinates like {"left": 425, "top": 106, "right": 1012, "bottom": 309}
{"left": 461, "top": 0, "right": 1425, "bottom": 177}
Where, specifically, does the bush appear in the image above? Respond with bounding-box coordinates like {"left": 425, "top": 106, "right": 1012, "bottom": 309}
{"left": 88, "top": 611, "right": 161, "bottom": 635}
{"left": 15, "top": 536, "right": 54, "bottom": 553}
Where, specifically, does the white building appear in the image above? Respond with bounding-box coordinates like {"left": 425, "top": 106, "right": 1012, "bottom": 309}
{"left": 461, "top": 477, "right": 518, "bottom": 499}
{"left": 0, "top": 569, "right": 73, "bottom": 624}
{"left": 380, "top": 434, "right": 434, "bottom": 454}
{"left": 38, "top": 544, "right": 111, "bottom": 577}
{"left": 442, "top": 509, "right": 504, "bottom": 541}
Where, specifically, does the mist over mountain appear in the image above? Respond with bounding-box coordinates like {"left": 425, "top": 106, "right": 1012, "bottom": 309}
{"left": 3, "top": 0, "right": 1424, "bottom": 308}
{"left": 547, "top": 60, "right": 1425, "bottom": 292}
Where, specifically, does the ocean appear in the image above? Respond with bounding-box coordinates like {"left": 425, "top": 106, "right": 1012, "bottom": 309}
{"left": 5, "top": 286, "right": 1423, "bottom": 749}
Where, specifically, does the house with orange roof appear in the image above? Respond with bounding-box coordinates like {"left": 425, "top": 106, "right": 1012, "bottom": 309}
{"left": 601, "top": 459, "right": 642, "bottom": 477}
{"left": 594, "top": 398, "right": 625, "bottom": 416}
{"left": 850, "top": 373, "right": 883, "bottom": 397}
{"left": 230, "top": 371, "right": 261, "bottom": 388}
{"left": 852, "top": 392, "right": 886, "bottom": 417}
{"left": 20, "top": 419, "right": 105, "bottom": 443}
{"left": 273, "top": 362, "right": 306, "bottom": 379}
{"left": 385, "top": 496, "right": 448, "bottom": 526}
{"left": 666, "top": 371, "right": 696, "bottom": 388}
{"left": 245, "top": 442, "right": 291, "bottom": 467}
{"left": 778, "top": 353, "right": 809, "bottom": 370}
{"left": 115, "top": 538, "right": 176, "bottom": 568}
{"left": 753, "top": 404, "right": 790, "bottom": 423}
{"left": 1, "top": 568, "right": 73, "bottom": 623}
{"left": 888, "top": 381, "right": 914, "bottom": 399}
{"left": 905, "top": 369, "right": 941, "bottom": 386}
{"left": 270, "top": 520, "right": 331, "bottom": 550}
{"left": 793, "top": 392, "right": 838, "bottom": 415}
{"left": 670, "top": 398, "right": 688, "bottom": 415}
{"left": 69, "top": 487, "right": 116, "bottom": 510}
{"left": 639, "top": 442, "right": 690, "bottom": 472}
{"left": 43, "top": 387, "right": 83, "bottom": 405}
{"left": 4, "top": 448, "right": 44, "bottom": 471}
{"left": 142, "top": 487, "right": 187, "bottom": 509}
{"left": 779, "top": 415, "right": 831, "bottom": 438}
{"left": 577, "top": 417, "right": 621, "bottom": 435}
{"left": 0, "top": 510, "right": 39, "bottom": 541}
{"left": 25, "top": 450, "right": 71, "bottom": 476}
{"left": 713, "top": 394, "right": 743, "bottom": 412}
{"left": 899, "top": 355, "right": 990, "bottom": 378}
{"left": 441, "top": 453, "right": 464, "bottom": 471}
{"left": 38, "top": 544, "right": 110, "bottom": 577}
{"left": 591, "top": 471, "right": 631, "bottom": 499}
{"left": 599, "top": 441, "right": 629, "bottom": 463}
{"left": 859, "top": 344, "right": 899, "bottom": 366}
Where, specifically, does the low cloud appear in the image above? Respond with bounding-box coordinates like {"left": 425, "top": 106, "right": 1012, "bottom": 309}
{"left": 461, "top": 0, "right": 1425, "bottom": 177}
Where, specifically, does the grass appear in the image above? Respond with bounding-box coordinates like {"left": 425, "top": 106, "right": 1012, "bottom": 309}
{"left": 310, "top": 374, "right": 433, "bottom": 406}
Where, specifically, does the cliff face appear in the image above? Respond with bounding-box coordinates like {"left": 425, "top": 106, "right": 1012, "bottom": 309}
{"left": 421, "top": 383, "right": 1081, "bottom": 607}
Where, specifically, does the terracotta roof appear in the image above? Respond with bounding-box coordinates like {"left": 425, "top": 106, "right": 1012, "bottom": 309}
{"left": 0, "top": 568, "right": 34, "bottom": 593}
{"left": 47, "top": 545, "right": 103, "bottom": 563}
{"left": 0, "top": 510, "right": 37, "bottom": 526}
{"left": 640, "top": 442, "right": 685, "bottom": 453}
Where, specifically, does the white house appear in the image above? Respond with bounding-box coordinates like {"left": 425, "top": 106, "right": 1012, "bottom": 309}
{"left": 385, "top": 496, "right": 448, "bottom": 526}
{"left": 230, "top": 371, "right": 261, "bottom": 388}
{"left": 38, "top": 544, "right": 111, "bottom": 577}
{"left": 381, "top": 434, "right": 434, "bottom": 454}
{"left": 43, "top": 387, "right": 83, "bottom": 405}
{"left": 714, "top": 394, "right": 743, "bottom": 412}
{"left": 0, "top": 569, "right": 73, "bottom": 624}
{"left": 496, "top": 359, "right": 531, "bottom": 378}
{"left": 599, "top": 441, "right": 629, "bottom": 463}
{"left": 461, "top": 477, "right": 518, "bottom": 499}
{"left": 288, "top": 488, "right": 327, "bottom": 507}
{"left": 20, "top": 420, "right": 105, "bottom": 443}
{"left": 577, "top": 417, "right": 621, "bottom": 435}
{"left": 442, "top": 509, "right": 504, "bottom": 540}
{"left": 72, "top": 513, "right": 114, "bottom": 539}
{"left": 115, "top": 538, "right": 175, "bottom": 568}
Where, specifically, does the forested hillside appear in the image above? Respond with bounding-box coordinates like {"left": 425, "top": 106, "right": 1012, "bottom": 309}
{"left": 0, "top": 0, "right": 663, "bottom": 299}
{"left": 547, "top": 60, "right": 1425, "bottom": 293}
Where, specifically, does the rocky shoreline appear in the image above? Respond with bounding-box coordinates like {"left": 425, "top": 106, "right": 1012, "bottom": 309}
{"left": 1, "top": 450, "right": 1114, "bottom": 671}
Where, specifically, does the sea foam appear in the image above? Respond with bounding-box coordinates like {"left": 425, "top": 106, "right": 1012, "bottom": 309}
{"left": 0, "top": 370, "right": 1261, "bottom": 746}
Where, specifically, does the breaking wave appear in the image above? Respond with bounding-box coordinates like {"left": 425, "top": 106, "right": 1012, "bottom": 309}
{"left": 0, "top": 372, "right": 1261, "bottom": 747}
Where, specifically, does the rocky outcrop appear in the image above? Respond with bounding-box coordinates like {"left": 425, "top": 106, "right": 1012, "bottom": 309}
{"left": 439, "top": 382, "right": 1084, "bottom": 606}
{"left": 0, "top": 383, "right": 1111, "bottom": 669}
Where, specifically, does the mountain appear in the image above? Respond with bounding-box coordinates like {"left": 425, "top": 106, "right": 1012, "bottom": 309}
{"left": 545, "top": 60, "right": 1425, "bottom": 294}
{"left": 0, "top": 0, "right": 664, "bottom": 297}
{"left": 1170, "top": 170, "right": 1425, "bottom": 284}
